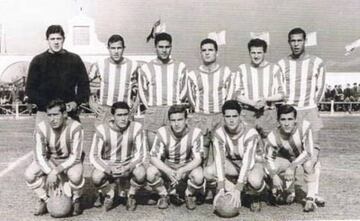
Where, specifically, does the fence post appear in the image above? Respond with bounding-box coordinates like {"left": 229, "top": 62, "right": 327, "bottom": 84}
{"left": 330, "top": 100, "right": 334, "bottom": 115}
{"left": 15, "top": 101, "right": 19, "bottom": 119}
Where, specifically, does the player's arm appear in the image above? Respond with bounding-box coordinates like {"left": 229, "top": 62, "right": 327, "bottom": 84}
{"left": 236, "top": 131, "right": 258, "bottom": 192}
{"left": 213, "top": 136, "right": 226, "bottom": 191}
{"left": 178, "top": 63, "right": 188, "bottom": 103}
{"left": 89, "top": 130, "right": 112, "bottom": 175}
{"left": 264, "top": 135, "right": 283, "bottom": 190}
{"left": 34, "top": 129, "right": 53, "bottom": 174}
{"left": 150, "top": 133, "right": 176, "bottom": 180}
{"left": 53, "top": 126, "right": 84, "bottom": 174}
{"left": 137, "top": 65, "right": 150, "bottom": 109}
{"left": 288, "top": 124, "right": 314, "bottom": 169}
{"left": 224, "top": 67, "right": 235, "bottom": 101}
{"left": 186, "top": 71, "right": 198, "bottom": 109}
{"left": 128, "top": 128, "right": 147, "bottom": 170}
{"left": 315, "top": 62, "right": 326, "bottom": 103}
{"left": 265, "top": 66, "right": 285, "bottom": 103}
{"left": 74, "top": 56, "right": 90, "bottom": 106}
{"left": 25, "top": 57, "right": 47, "bottom": 108}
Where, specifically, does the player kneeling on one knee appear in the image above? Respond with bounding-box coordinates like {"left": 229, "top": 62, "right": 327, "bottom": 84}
{"left": 264, "top": 104, "right": 324, "bottom": 212}
{"left": 146, "top": 105, "right": 204, "bottom": 210}
{"left": 204, "top": 100, "right": 266, "bottom": 213}
{"left": 89, "top": 101, "right": 148, "bottom": 211}
{"left": 24, "top": 99, "right": 85, "bottom": 216}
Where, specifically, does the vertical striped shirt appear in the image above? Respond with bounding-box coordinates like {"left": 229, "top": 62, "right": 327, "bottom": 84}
{"left": 213, "top": 124, "right": 260, "bottom": 186}
{"left": 89, "top": 57, "right": 138, "bottom": 106}
{"left": 278, "top": 54, "right": 326, "bottom": 109}
{"left": 34, "top": 119, "right": 84, "bottom": 174}
{"left": 89, "top": 121, "right": 147, "bottom": 174}
{"left": 187, "top": 64, "right": 234, "bottom": 114}
{"left": 235, "top": 62, "right": 284, "bottom": 101}
{"left": 138, "top": 58, "right": 187, "bottom": 107}
{"left": 150, "top": 126, "right": 203, "bottom": 165}
{"left": 265, "top": 120, "right": 314, "bottom": 177}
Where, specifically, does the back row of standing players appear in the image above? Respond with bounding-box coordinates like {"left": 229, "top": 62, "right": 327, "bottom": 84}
{"left": 24, "top": 25, "right": 325, "bottom": 216}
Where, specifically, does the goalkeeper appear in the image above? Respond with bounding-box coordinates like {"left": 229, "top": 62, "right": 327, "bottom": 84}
{"left": 89, "top": 101, "right": 148, "bottom": 211}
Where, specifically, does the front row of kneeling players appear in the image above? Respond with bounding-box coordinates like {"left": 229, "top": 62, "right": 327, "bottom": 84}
{"left": 25, "top": 99, "right": 324, "bottom": 217}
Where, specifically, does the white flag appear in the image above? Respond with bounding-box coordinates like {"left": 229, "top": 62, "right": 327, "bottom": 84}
{"left": 155, "top": 23, "right": 166, "bottom": 34}
{"left": 305, "top": 32, "right": 317, "bottom": 47}
{"left": 250, "top": 32, "right": 270, "bottom": 45}
{"left": 208, "top": 30, "right": 226, "bottom": 45}
{"left": 345, "top": 38, "right": 360, "bottom": 56}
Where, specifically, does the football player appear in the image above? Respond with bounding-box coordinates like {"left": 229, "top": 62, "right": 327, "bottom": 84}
{"left": 278, "top": 27, "right": 326, "bottom": 206}
{"left": 89, "top": 101, "right": 147, "bottom": 211}
{"left": 204, "top": 100, "right": 266, "bottom": 212}
{"left": 138, "top": 33, "right": 188, "bottom": 147}
{"left": 88, "top": 34, "right": 139, "bottom": 124}
{"left": 264, "top": 104, "right": 324, "bottom": 212}
{"left": 235, "top": 38, "right": 284, "bottom": 139}
{"left": 24, "top": 99, "right": 85, "bottom": 216}
{"left": 146, "top": 104, "right": 204, "bottom": 210}
{"left": 187, "top": 38, "right": 235, "bottom": 165}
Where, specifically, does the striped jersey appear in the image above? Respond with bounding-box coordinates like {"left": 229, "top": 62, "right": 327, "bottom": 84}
{"left": 213, "top": 124, "right": 260, "bottom": 185}
{"left": 89, "top": 57, "right": 138, "bottom": 106}
{"left": 187, "top": 64, "right": 234, "bottom": 114}
{"left": 89, "top": 121, "right": 147, "bottom": 174}
{"left": 278, "top": 54, "right": 326, "bottom": 109}
{"left": 34, "top": 119, "right": 84, "bottom": 174}
{"left": 138, "top": 58, "right": 187, "bottom": 107}
{"left": 235, "top": 62, "right": 284, "bottom": 101}
{"left": 265, "top": 120, "right": 314, "bottom": 177}
{"left": 150, "top": 126, "right": 203, "bottom": 165}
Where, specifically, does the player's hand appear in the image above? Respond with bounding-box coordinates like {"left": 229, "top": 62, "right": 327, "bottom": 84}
{"left": 254, "top": 98, "right": 266, "bottom": 110}
{"left": 66, "top": 101, "right": 77, "bottom": 112}
{"left": 174, "top": 167, "right": 185, "bottom": 181}
{"left": 284, "top": 167, "right": 295, "bottom": 182}
{"left": 229, "top": 189, "right": 241, "bottom": 208}
{"left": 166, "top": 169, "right": 178, "bottom": 186}
{"left": 272, "top": 174, "right": 283, "bottom": 191}
{"left": 89, "top": 97, "right": 104, "bottom": 116}
{"left": 112, "top": 164, "right": 130, "bottom": 177}
{"left": 47, "top": 170, "right": 58, "bottom": 189}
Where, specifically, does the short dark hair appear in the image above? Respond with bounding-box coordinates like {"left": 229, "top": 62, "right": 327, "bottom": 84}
{"left": 168, "top": 104, "right": 187, "bottom": 119}
{"left": 277, "top": 104, "right": 297, "bottom": 120}
{"left": 46, "top": 99, "right": 66, "bottom": 113}
{"left": 46, "top": 25, "right": 65, "bottom": 39}
{"left": 288, "top": 27, "right": 306, "bottom": 42}
{"left": 111, "top": 101, "right": 130, "bottom": 115}
{"left": 154, "top": 32, "right": 172, "bottom": 46}
{"left": 200, "top": 38, "right": 218, "bottom": 51}
{"left": 107, "top": 34, "right": 125, "bottom": 48}
{"left": 222, "top": 100, "right": 242, "bottom": 114}
{"left": 248, "top": 38, "right": 267, "bottom": 53}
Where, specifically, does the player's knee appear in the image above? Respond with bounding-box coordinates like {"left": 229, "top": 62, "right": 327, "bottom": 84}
{"left": 68, "top": 173, "right": 83, "bottom": 185}
{"left": 248, "top": 172, "right": 264, "bottom": 190}
{"left": 146, "top": 165, "right": 160, "bottom": 182}
{"left": 91, "top": 169, "right": 106, "bottom": 187}
{"left": 132, "top": 165, "right": 146, "bottom": 183}
{"left": 189, "top": 168, "right": 204, "bottom": 185}
{"left": 303, "top": 160, "right": 315, "bottom": 174}
{"left": 203, "top": 164, "right": 216, "bottom": 182}
{"left": 24, "top": 167, "right": 36, "bottom": 183}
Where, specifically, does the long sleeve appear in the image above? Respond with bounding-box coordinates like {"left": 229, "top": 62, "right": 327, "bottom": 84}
{"left": 290, "top": 124, "right": 314, "bottom": 168}
{"left": 25, "top": 56, "right": 47, "bottom": 109}
{"left": 137, "top": 65, "right": 150, "bottom": 108}
{"left": 74, "top": 56, "right": 90, "bottom": 105}
{"left": 213, "top": 136, "right": 226, "bottom": 190}
{"left": 315, "top": 62, "right": 326, "bottom": 103}
{"left": 89, "top": 132, "right": 111, "bottom": 174}
{"left": 150, "top": 132, "right": 165, "bottom": 160}
{"left": 129, "top": 129, "right": 146, "bottom": 168}
{"left": 237, "top": 132, "right": 258, "bottom": 184}
{"left": 34, "top": 129, "right": 52, "bottom": 174}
